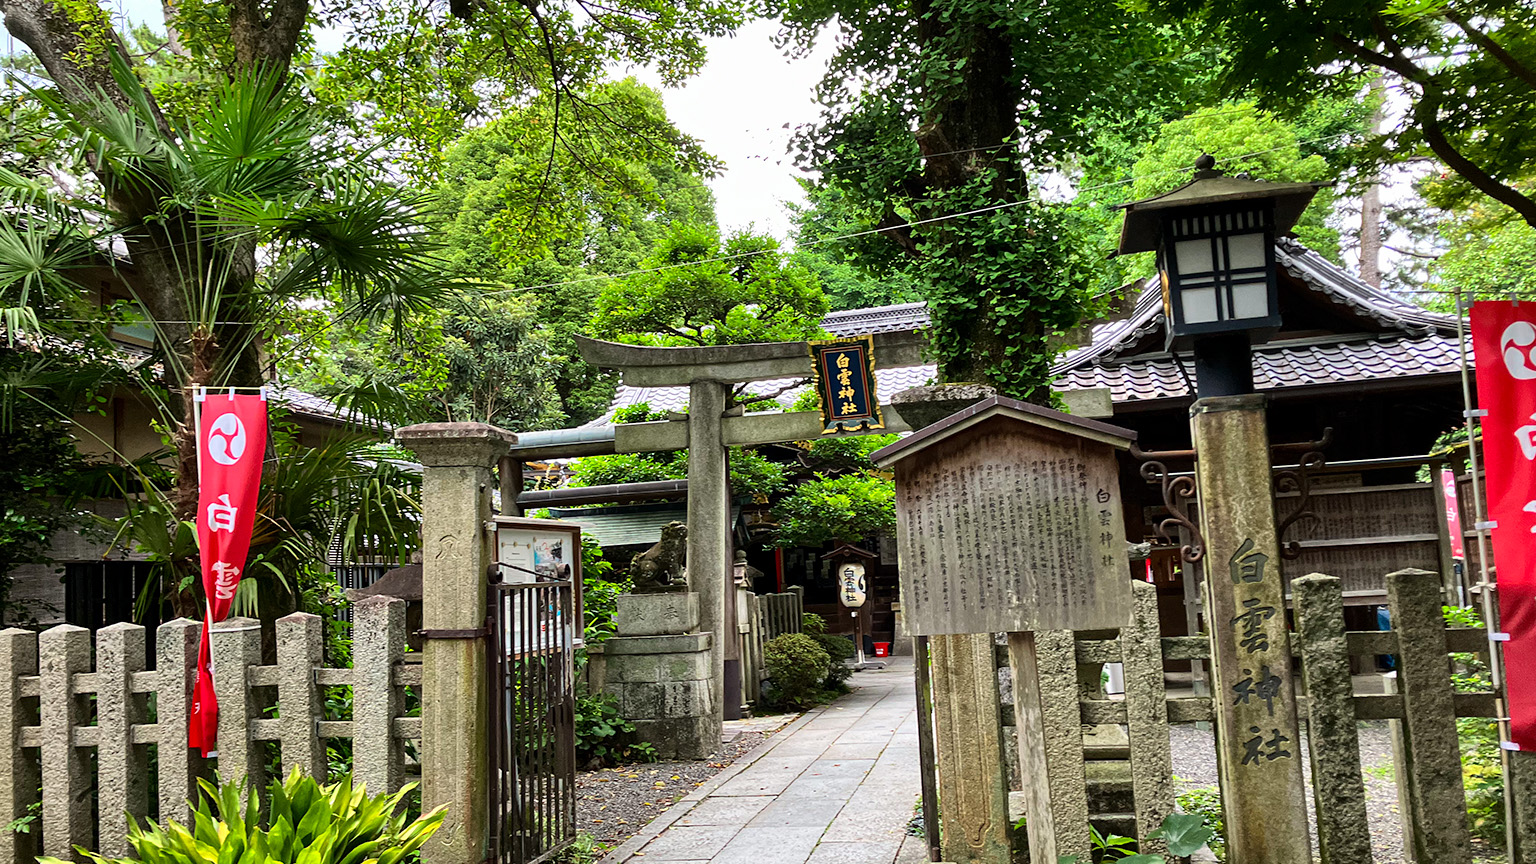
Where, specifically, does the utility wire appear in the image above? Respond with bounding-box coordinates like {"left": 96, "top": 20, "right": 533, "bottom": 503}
{"left": 474, "top": 130, "right": 1362, "bottom": 298}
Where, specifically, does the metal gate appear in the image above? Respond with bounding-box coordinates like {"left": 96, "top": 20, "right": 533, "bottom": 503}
{"left": 488, "top": 579, "right": 577, "bottom": 864}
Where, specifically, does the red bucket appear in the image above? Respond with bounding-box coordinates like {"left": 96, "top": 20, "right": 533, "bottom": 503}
{"left": 873, "top": 642, "right": 890, "bottom": 657}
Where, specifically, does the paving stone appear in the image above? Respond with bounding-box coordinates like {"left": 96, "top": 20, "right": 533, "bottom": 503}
{"left": 639, "top": 826, "right": 741, "bottom": 861}
{"left": 614, "top": 660, "right": 918, "bottom": 864}
{"left": 676, "top": 796, "right": 774, "bottom": 827}
{"left": 805, "top": 840, "right": 902, "bottom": 864}
{"left": 747, "top": 793, "right": 845, "bottom": 829}
{"left": 820, "top": 743, "right": 888, "bottom": 761}
{"left": 712, "top": 827, "right": 825, "bottom": 864}
{"left": 896, "top": 836, "right": 928, "bottom": 864}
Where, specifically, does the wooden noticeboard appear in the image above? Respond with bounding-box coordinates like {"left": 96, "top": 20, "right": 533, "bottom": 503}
{"left": 870, "top": 396, "right": 1136, "bottom": 635}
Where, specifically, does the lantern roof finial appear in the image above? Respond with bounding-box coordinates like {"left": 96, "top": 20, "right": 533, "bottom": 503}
{"left": 1112, "top": 164, "right": 1331, "bottom": 256}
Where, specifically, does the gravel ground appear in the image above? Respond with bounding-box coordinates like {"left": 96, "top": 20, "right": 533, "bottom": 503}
{"left": 1170, "top": 721, "right": 1505, "bottom": 863}
{"left": 575, "top": 729, "right": 776, "bottom": 850}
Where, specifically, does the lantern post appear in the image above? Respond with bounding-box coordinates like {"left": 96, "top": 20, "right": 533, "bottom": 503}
{"left": 1115, "top": 156, "right": 1328, "bottom": 861}
{"left": 826, "top": 543, "right": 878, "bottom": 667}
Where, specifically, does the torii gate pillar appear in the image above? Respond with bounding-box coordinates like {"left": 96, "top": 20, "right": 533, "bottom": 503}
{"left": 688, "top": 378, "right": 730, "bottom": 735}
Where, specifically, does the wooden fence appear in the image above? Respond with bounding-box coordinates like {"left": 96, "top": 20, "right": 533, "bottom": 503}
{"left": 0, "top": 596, "right": 419, "bottom": 864}
{"left": 741, "top": 590, "right": 803, "bottom": 707}
{"left": 941, "top": 570, "right": 1528, "bottom": 862}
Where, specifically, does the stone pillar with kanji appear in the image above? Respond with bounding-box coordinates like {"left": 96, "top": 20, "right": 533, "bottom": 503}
{"left": 1191, "top": 394, "right": 1311, "bottom": 861}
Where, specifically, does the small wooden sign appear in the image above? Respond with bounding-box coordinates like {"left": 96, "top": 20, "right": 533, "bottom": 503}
{"left": 870, "top": 397, "right": 1135, "bottom": 634}
{"left": 809, "top": 335, "right": 884, "bottom": 433}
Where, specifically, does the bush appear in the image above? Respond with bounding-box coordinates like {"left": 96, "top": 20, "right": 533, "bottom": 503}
{"left": 802, "top": 612, "right": 855, "bottom": 690}
{"left": 41, "top": 769, "right": 444, "bottom": 864}
{"left": 764, "top": 632, "right": 832, "bottom": 710}
{"left": 576, "top": 691, "right": 656, "bottom": 768}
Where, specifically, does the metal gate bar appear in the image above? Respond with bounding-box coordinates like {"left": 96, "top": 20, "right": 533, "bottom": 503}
{"left": 489, "top": 580, "right": 576, "bottom": 864}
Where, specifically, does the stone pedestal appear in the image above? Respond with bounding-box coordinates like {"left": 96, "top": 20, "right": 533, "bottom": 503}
{"left": 604, "top": 593, "right": 717, "bottom": 759}
{"left": 615, "top": 593, "right": 699, "bottom": 637}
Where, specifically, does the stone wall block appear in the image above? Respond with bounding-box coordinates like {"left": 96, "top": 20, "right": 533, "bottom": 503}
{"left": 623, "top": 683, "right": 662, "bottom": 718}
{"left": 277, "top": 612, "right": 325, "bottom": 780}
{"left": 1294, "top": 574, "right": 1373, "bottom": 864}
{"left": 155, "top": 618, "right": 203, "bottom": 825}
{"left": 0, "top": 628, "right": 39, "bottom": 864}
{"left": 97, "top": 623, "right": 149, "bottom": 858}
{"left": 354, "top": 596, "right": 405, "bottom": 795}
{"left": 1387, "top": 568, "right": 1473, "bottom": 861}
{"left": 1121, "top": 581, "right": 1175, "bottom": 853}
{"left": 39, "top": 624, "right": 91, "bottom": 860}
{"left": 211, "top": 617, "right": 264, "bottom": 793}
{"left": 661, "top": 680, "right": 709, "bottom": 718}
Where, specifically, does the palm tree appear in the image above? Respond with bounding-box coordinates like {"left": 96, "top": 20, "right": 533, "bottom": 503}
{"left": 1, "top": 56, "right": 451, "bottom": 621}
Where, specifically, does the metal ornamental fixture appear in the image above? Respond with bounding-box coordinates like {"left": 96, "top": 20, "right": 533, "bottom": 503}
{"left": 1131, "top": 443, "right": 1204, "bottom": 564}
{"left": 1273, "top": 428, "right": 1334, "bottom": 560}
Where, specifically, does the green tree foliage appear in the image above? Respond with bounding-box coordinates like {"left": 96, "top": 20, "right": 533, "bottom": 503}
{"left": 0, "top": 364, "right": 93, "bottom": 623}
{"left": 427, "top": 80, "right": 718, "bottom": 424}
{"left": 435, "top": 80, "right": 718, "bottom": 276}
{"left": 771, "top": 472, "right": 895, "bottom": 549}
{"left": 284, "top": 293, "right": 567, "bottom": 432}
{"left": 309, "top": 0, "right": 746, "bottom": 180}
{"left": 1142, "top": 0, "right": 1536, "bottom": 228}
{"left": 786, "top": 181, "right": 923, "bottom": 311}
{"left": 772, "top": 0, "right": 1210, "bottom": 401}
{"left": 1429, "top": 207, "right": 1536, "bottom": 305}
{"left": 1, "top": 69, "right": 442, "bottom": 618}
{"left": 591, "top": 223, "right": 829, "bottom": 347}
{"left": 1121, "top": 102, "right": 1345, "bottom": 267}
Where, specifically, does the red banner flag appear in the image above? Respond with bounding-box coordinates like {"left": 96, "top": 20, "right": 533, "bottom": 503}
{"left": 1472, "top": 301, "right": 1536, "bottom": 749}
{"left": 188, "top": 389, "right": 268, "bottom": 757}
{"left": 1441, "top": 468, "right": 1468, "bottom": 605}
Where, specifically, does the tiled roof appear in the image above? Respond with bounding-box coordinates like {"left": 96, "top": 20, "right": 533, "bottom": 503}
{"left": 1057, "top": 335, "right": 1465, "bottom": 403}
{"left": 822, "top": 302, "right": 930, "bottom": 336}
{"left": 1051, "top": 238, "right": 1468, "bottom": 401}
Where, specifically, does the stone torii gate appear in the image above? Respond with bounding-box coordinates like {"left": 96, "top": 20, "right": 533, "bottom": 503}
{"left": 504, "top": 333, "right": 1112, "bottom": 731}
{"left": 503, "top": 331, "right": 925, "bottom": 729}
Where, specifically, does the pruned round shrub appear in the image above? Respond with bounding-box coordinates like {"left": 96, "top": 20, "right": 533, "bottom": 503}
{"left": 764, "top": 632, "right": 831, "bottom": 710}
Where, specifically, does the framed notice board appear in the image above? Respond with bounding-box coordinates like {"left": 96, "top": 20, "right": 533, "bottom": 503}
{"left": 492, "top": 516, "right": 585, "bottom": 647}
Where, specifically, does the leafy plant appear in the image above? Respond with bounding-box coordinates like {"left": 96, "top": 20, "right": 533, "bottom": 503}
{"left": 771, "top": 473, "right": 895, "bottom": 549}
{"left": 39, "top": 769, "right": 444, "bottom": 864}
{"left": 762, "top": 632, "right": 832, "bottom": 711}
{"left": 1176, "top": 785, "right": 1226, "bottom": 860}
{"left": 1056, "top": 811, "right": 1216, "bottom": 863}
{"left": 575, "top": 692, "right": 656, "bottom": 768}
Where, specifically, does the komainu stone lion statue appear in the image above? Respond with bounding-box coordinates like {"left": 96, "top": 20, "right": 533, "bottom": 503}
{"left": 630, "top": 521, "right": 688, "bottom": 593}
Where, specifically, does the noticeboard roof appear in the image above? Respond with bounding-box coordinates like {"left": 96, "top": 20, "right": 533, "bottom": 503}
{"left": 869, "top": 395, "right": 1136, "bottom": 468}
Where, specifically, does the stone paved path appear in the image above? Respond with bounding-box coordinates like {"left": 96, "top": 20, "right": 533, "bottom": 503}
{"left": 602, "top": 660, "right": 925, "bottom": 864}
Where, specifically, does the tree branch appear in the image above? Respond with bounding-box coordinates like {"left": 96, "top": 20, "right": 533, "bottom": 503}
{"left": 1444, "top": 10, "right": 1536, "bottom": 91}
{"left": 1414, "top": 92, "right": 1536, "bottom": 228}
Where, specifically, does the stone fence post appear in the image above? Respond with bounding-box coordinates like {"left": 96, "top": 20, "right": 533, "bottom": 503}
{"left": 397, "top": 421, "right": 516, "bottom": 864}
